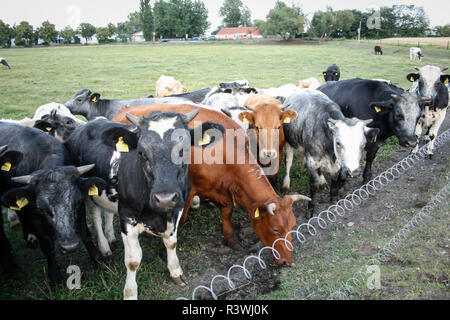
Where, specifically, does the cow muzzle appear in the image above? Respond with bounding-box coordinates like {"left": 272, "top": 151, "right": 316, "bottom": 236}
{"left": 152, "top": 192, "right": 180, "bottom": 210}
{"left": 60, "top": 240, "right": 80, "bottom": 254}
{"left": 260, "top": 149, "right": 278, "bottom": 160}
{"left": 341, "top": 167, "right": 361, "bottom": 178}
{"left": 400, "top": 138, "right": 418, "bottom": 148}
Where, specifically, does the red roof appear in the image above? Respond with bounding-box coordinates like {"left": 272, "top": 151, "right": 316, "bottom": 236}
{"left": 217, "top": 27, "right": 260, "bottom": 36}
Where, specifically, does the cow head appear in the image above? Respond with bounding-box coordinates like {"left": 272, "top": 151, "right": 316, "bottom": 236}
{"left": 65, "top": 89, "right": 101, "bottom": 119}
{"left": 102, "top": 110, "right": 224, "bottom": 212}
{"left": 407, "top": 65, "right": 449, "bottom": 109}
{"left": 323, "top": 64, "right": 341, "bottom": 82}
{"left": 34, "top": 110, "right": 83, "bottom": 143}
{"left": 239, "top": 96, "right": 297, "bottom": 166}
{"left": 369, "top": 91, "right": 429, "bottom": 148}
{"left": 1, "top": 165, "right": 106, "bottom": 254}
{"left": 327, "top": 118, "right": 379, "bottom": 178}
{"left": 252, "top": 194, "right": 311, "bottom": 265}
{"left": 0, "top": 146, "right": 23, "bottom": 185}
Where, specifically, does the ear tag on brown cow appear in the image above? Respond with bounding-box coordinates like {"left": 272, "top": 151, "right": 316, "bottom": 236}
{"left": 198, "top": 133, "right": 211, "bottom": 146}
{"left": 88, "top": 184, "right": 99, "bottom": 197}
{"left": 10, "top": 197, "right": 29, "bottom": 211}
{"left": 1, "top": 161, "right": 11, "bottom": 172}
{"left": 243, "top": 116, "right": 249, "bottom": 124}
{"left": 116, "top": 137, "right": 129, "bottom": 153}
{"left": 254, "top": 208, "right": 260, "bottom": 218}
{"left": 284, "top": 117, "right": 291, "bottom": 124}
{"left": 374, "top": 106, "right": 382, "bottom": 113}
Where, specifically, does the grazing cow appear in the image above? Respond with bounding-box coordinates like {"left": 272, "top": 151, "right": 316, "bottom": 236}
{"left": 0, "top": 122, "right": 106, "bottom": 286}
{"left": 282, "top": 90, "right": 379, "bottom": 216}
{"left": 65, "top": 111, "right": 224, "bottom": 299}
{"left": 410, "top": 47, "right": 423, "bottom": 61}
{"left": 113, "top": 104, "right": 311, "bottom": 267}
{"left": 408, "top": 65, "right": 450, "bottom": 157}
{"left": 0, "top": 145, "right": 23, "bottom": 279}
{"left": 0, "top": 57, "right": 11, "bottom": 69}
{"left": 65, "top": 88, "right": 189, "bottom": 120}
{"left": 374, "top": 45, "right": 383, "bottom": 55}
{"left": 323, "top": 64, "right": 341, "bottom": 82}
{"left": 259, "top": 84, "right": 302, "bottom": 101}
{"left": 155, "top": 75, "right": 188, "bottom": 98}
{"left": 204, "top": 80, "right": 258, "bottom": 100}
{"left": 318, "top": 78, "right": 430, "bottom": 182}
{"left": 238, "top": 95, "right": 297, "bottom": 186}
{"left": 164, "top": 88, "right": 212, "bottom": 104}
{"left": 298, "top": 78, "right": 323, "bottom": 90}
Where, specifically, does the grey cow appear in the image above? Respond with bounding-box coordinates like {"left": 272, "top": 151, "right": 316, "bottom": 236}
{"left": 65, "top": 89, "right": 190, "bottom": 120}
{"left": 282, "top": 90, "right": 379, "bottom": 217}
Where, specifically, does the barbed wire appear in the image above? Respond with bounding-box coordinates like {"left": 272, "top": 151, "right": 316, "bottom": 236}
{"left": 176, "top": 128, "right": 450, "bottom": 300}
{"left": 329, "top": 182, "right": 449, "bottom": 300}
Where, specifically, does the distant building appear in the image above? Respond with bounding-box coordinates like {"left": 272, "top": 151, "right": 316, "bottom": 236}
{"left": 216, "top": 26, "right": 262, "bottom": 40}
{"left": 132, "top": 31, "right": 145, "bottom": 42}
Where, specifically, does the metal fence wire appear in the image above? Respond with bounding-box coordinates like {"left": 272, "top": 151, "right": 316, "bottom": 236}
{"left": 176, "top": 128, "right": 450, "bottom": 300}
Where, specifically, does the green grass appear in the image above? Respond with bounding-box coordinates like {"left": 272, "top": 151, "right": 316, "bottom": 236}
{"left": 0, "top": 40, "right": 449, "bottom": 300}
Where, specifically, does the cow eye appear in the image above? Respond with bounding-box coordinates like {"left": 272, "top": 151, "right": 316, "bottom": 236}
{"left": 396, "top": 114, "right": 404, "bottom": 121}
{"left": 336, "top": 141, "right": 342, "bottom": 147}
{"left": 138, "top": 151, "right": 147, "bottom": 161}
{"left": 77, "top": 98, "right": 83, "bottom": 102}
{"left": 272, "top": 227, "right": 280, "bottom": 235}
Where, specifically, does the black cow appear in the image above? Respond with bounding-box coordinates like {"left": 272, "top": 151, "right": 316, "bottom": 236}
{"left": 374, "top": 45, "right": 383, "bottom": 55}
{"left": 408, "top": 65, "right": 450, "bottom": 158}
{"left": 0, "top": 57, "right": 11, "bottom": 69}
{"left": 323, "top": 64, "right": 341, "bottom": 82}
{"left": 318, "top": 79, "right": 430, "bottom": 182}
{"left": 65, "top": 89, "right": 190, "bottom": 120}
{"left": 0, "top": 122, "right": 106, "bottom": 286}
{"left": 164, "top": 88, "right": 212, "bottom": 103}
{"left": 64, "top": 110, "right": 224, "bottom": 299}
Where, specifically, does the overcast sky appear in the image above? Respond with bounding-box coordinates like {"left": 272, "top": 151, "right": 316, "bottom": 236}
{"left": 1, "top": 0, "right": 449, "bottom": 34}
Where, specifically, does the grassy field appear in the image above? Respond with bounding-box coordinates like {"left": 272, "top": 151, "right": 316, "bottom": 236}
{"left": 0, "top": 40, "right": 449, "bottom": 300}
{"left": 380, "top": 37, "right": 450, "bottom": 48}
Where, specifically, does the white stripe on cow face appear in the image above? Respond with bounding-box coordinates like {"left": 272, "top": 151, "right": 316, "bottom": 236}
{"left": 416, "top": 65, "right": 442, "bottom": 99}
{"left": 148, "top": 117, "right": 178, "bottom": 139}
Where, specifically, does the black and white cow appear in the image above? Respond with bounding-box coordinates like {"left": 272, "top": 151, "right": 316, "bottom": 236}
{"left": 282, "top": 90, "right": 378, "bottom": 216}
{"left": 323, "top": 64, "right": 341, "bottom": 82}
{"left": 318, "top": 78, "right": 430, "bottom": 182}
{"left": 65, "top": 89, "right": 190, "bottom": 120}
{"left": 0, "top": 57, "right": 11, "bottom": 69}
{"left": 408, "top": 65, "right": 449, "bottom": 158}
{"left": 0, "top": 122, "right": 106, "bottom": 286}
{"left": 65, "top": 111, "right": 224, "bottom": 299}
{"left": 201, "top": 92, "right": 249, "bottom": 129}
{"left": 410, "top": 47, "right": 423, "bottom": 61}
{"left": 0, "top": 145, "right": 24, "bottom": 279}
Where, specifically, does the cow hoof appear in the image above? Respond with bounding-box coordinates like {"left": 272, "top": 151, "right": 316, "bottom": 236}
{"left": 26, "top": 234, "right": 39, "bottom": 249}
{"left": 172, "top": 274, "right": 188, "bottom": 287}
{"left": 190, "top": 196, "right": 200, "bottom": 210}
{"left": 427, "top": 154, "right": 433, "bottom": 160}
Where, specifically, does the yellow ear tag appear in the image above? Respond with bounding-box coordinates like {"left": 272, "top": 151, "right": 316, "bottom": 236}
{"left": 88, "top": 185, "right": 99, "bottom": 197}
{"left": 116, "top": 137, "right": 129, "bottom": 153}
{"left": 374, "top": 106, "right": 382, "bottom": 113}
{"left": 91, "top": 96, "right": 97, "bottom": 102}
{"left": 11, "top": 197, "right": 29, "bottom": 211}
{"left": 410, "top": 76, "right": 415, "bottom": 82}
{"left": 46, "top": 127, "right": 52, "bottom": 132}
{"left": 198, "top": 133, "right": 211, "bottom": 146}
{"left": 284, "top": 117, "right": 291, "bottom": 124}
{"left": 250, "top": 90, "right": 255, "bottom": 94}
{"left": 445, "top": 78, "right": 449, "bottom": 84}
{"left": 254, "top": 208, "right": 260, "bottom": 218}
{"left": 372, "top": 135, "right": 377, "bottom": 143}
{"left": 1, "top": 162, "right": 11, "bottom": 172}
{"left": 243, "top": 116, "right": 249, "bottom": 124}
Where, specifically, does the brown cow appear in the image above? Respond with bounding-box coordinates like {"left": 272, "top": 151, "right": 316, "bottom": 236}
{"left": 113, "top": 104, "right": 310, "bottom": 265}
{"left": 238, "top": 94, "right": 297, "bottom": 186}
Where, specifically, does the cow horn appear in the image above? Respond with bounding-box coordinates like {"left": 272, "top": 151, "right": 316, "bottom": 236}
{"left": 12, "top": 175, "right": 33, "bottom": 185}
{"left": 328, "top": 119, "right": 338, "bottom": 125}
{"left": 441, "top": 67, "right": 448, "bottom": 72}
{"left": 0, "top": 145, "right": 7, "bottom": 153}
{"left": 183, "top": 109, "right": 200, "bottom": 124}
{"left": 391, "top": 94, "right": 400, "bottom": 102}
{"left": 363, "top": 119, "right": 373, "bottom": 126}
{"left": 77, "top": 164, "right": 95, "bottom": 175}
{"left": 221, "top": 108, "right": 232, "bottom": 117}
{"left": 280, "top": 104, "right": 290, "bottom": 110}
{"left": 244, "top": 105, "right": 254, "bottom": 111}
{"left": 126, "top": 113, "right": 142, "bottom": 127}
{"left": 288, "top": 194, "right": 312, "bottom": 202}
{"left": 414, "top": 66, "right": 420, "bottom": 71}
{"left": 267, "top": 203, "right": 276, "bottom": 215}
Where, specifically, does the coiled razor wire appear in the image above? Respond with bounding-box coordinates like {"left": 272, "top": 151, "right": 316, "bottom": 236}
{"left": 176, "top": 128, "right": 450, "bottom": 300}
{"left": 329, "top": 182, "right": 450, "bottom": 300}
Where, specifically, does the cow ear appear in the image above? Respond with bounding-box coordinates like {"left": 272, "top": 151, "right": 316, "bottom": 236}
{"left": 1, "top": 186, "right": 34, "bottom": 211}
{"left": 369, "top": 101, "right": 393, "bottom": 115}
{"left": 0, "top": 151, "right": 23, "bottom": 173}
{"left": 221, "top": 108, "right": 232, "bottom": 118}
{"left": 90, "top": 93, "right": 101, "bottom": 103}
{"left": 323, "top": 72, "right": 327, "bottom": 77}
{"left": 440, "top": 74, "right": 450, "bottom": 85}
{"left": 238, "top": 111, "right": 254, "bottom": 125}
{"left": 190, "top": 122, "right": 225, "bottom": 148}
{"left": 34, "top": 119, "right": 55, "bottom": 134}
{"left": 101, "top": 127, "right": 138, "bottom": 152}
{"left": 364, "top": 127, "right": 380, "bottom": 144}
{"left": 406, "top": 73, "right": 420, "bottom": 82}
{"left": 78, "top": 177, "right": 107, "bottom": 197}
{"left": 281, "top": 110, "right": 297, "bottom": 124}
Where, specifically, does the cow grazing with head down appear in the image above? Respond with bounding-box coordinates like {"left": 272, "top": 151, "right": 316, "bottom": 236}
{"left": 65, "top": 110, "right": 224, "bottom": 300}
{"left": 113, "top": 104, "right": 311, "bottom": 268}
{"left": 238, "top": 95, "right": 297, "bottom": 187}
{"left": 374, "top": 45, "right": 383, "bottom": 55}
{"left": 318, "top": 78, "right": 430, "bottom": 182}
{"left": 282, "top": 90, "right": 379, "bottom": 216}
{"left": 0, "top": 122, "right": 106, "bottom": 286}
{"left": 410, "top": 47, "right": 423, "bottom": 61}
{"left": 323, "top": 64, "right": 341, "bottom": 82}
{"left": 408, "top": 65, "right": 450, "bottom": 158}
{"left": 155, "top": 75, "right": 188, "bottom": 98}
{"left": 0, "top": 57, "right": 11, "bottom": 69}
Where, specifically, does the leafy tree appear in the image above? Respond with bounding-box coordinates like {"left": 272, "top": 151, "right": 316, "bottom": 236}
{"left": 60, "top": 26, "right": 76, "bottom": 44}
{"left": 14, "top": 21, "right": 35, "bottom": 46}
{"left": 140, "top": 0, "right": 154, "bottom": 41}
{"left": 107, "top": 23, "right": 117, "bottom": 36}
{"left": 219, "top": 0, "right": 252, "bottom": 27}
{"left": 435, "top": 24, "right": 450, "bottom": 37}
{"left": 96, "top": 27, "right": 112, "bottom": 43}
{"left": 392, "top": 5, "right": 429, "bottom": 37}
{"left": 253, "top": 19, "right": 266, "bottom": 36}
{"left": 78, "top": 22, "right": 96, "bottom": 44}
{"left": 310, "top": 7, "right": 354, "bottom": 39}
{"left": 116, "top": 11, "right": 143, "bottom": 42}
{"left": 0, "top": 20, "right": 15, "bottom": 47}
{"left": 264, "top": 1, "right": 305, "bottom": 40}
{"left": 37, "top": 20, "right": 58, "bottom": 44}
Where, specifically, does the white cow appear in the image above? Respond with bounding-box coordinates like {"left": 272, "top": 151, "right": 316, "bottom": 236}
{"left": 410, "top": 47, "right": 423, "bottom": 61}
{"left": 155, "top": 75, "right": 187, "bottom": 98}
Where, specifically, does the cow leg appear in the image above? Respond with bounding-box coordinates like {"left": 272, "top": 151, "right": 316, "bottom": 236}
{"left": 306, "top": 163, "right": 321, "bottom": 218}
{"left": 363, "top": 141, "right": 382, "bottom": 183}
{"left": 282, "top": 143, "right": 294, "bottom": 191}
{"left": 190, "top": 195, "right": 200, "bottom": 210}
{"left": 86, "top": 198, "right": 111, "bottom": 257}
{"left": 180, "top": 190, "right": 196, "bottom": 224}
{"left": 121, "top": 224, "right": 142, "bottom": 300}
{"left": 78, "top": 207, "right": 104, "bottom": 267}
{"left": 162, "top": 210, "right": 186, "bottom": 286}
{"left": 220, "top": 206, "right": 239, "bottom": 248}
{"left": 103, "top": 211, "right": 116, "bottom": 245}
{"left": 330, "top": 172, "right": 345, "bottom": 202}
{"left": 7, "top": 209, "right": 20, "bottom": 229}
{"left": 424, "top": 108, "right": 446, "bottom": 159}
{"left": 412, "top": 117, "right": 425, "bottom": 153}
{"left": 14, "top": 211, "right": 38, "bottom": 248}
{"left": 0, "top": 215, "right": 24, "bottom": 279}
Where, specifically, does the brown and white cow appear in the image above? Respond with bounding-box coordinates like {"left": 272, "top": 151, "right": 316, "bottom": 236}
{"left": 238, "top": 95, "right": 297, "bottom": 186}
{"left": 113, "top": 104, "right": 310, "bottom": 265}
{"left": 155, "top": 75, "right": 188, "bottom": 98}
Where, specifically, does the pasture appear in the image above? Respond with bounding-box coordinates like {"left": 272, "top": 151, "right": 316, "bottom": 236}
{"left": 0, "top": 40, "right": 449, "bottom": 300}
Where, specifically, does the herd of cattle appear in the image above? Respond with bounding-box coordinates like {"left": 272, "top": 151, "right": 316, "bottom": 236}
{"left": 0, "top": 59, "right": 449, "bottom": 300}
